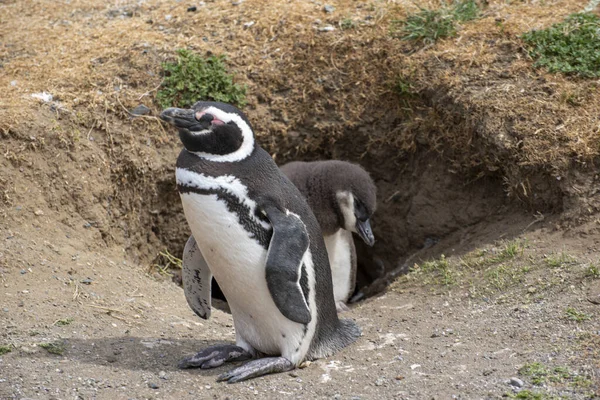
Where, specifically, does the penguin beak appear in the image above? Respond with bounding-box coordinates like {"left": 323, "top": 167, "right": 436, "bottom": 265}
{"left": 355, "top": 218, "right": 375, "bottom": 246}
{"left": 160, "top": 107, "right": 211, "bottom": 131}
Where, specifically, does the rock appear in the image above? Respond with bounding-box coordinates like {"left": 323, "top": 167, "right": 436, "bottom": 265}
{"left": 34, "top": 209, "right": 44, "bottom": 216}
{"left": 148, "top": 382, "right": 159, "bottom": 389}
{"left": 323, "top": 5, "right": 335, "bottom": 13}
{"left": 31, "top": 92, "right": 53, "bottom": 102}
{"left": 395, "top": 375, "right": 405, "bottom": 380}
{"left": 80, "top": 278, "right": 93, "bottom": 285}
{"left": 509, "top": 377, "right": 524, "bottom": 388}
{"left": 2, "top": 308, "right": 8, "bottom": 312}
{"left": 20, "top": 269, "right": 26, "bottom": 275}
{"left": 165, "top": 14, "right": 173, "bottom": 21}
{"left": 318, "top": 25, "right": 335, "bottom": 32}
{"left": 187, "top": 6, "right": 197, "bottom": 12}
{"left": 130, "top": 104, "right": 151, "bottom": 116}
{"left": 374, "top": 378, "right": 385, "bottom": 386}
{"left": 289, "top": 371, "right": 298, "bottom": 378}
{"left": 159, "top": 371, "right": 168, "bottom": 380}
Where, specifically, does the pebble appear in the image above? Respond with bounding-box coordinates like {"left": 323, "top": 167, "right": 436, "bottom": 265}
{"left": 288, "top": 372, "right": 298, "bottom": 378}
{"left": 2, "top": 308, "right": 8, "bottom": 312}
{"left": 20, "top": 269, "right": 26, "bottom": 275}
{"left": 323, "top": 5, "right": 335, "bottom": 13}
{"left": 34, "top": 209, "right": 44, "bottom": 216}
{"left": 509, "top": 377, "right": 524, "bottom": 388}
{"left": 148, "top": 382, "right": 159, "bottom": 389}
{"left": 318, "top": 25, "right": 335, "bottom": 32}
{"left": 165, "top": 14, "right": 172, "bottom": 21}
{"left": 130, "top": 104, "right": 151, "bottom": 116}
{"left": 80, "top": 278, "right": 93, "bottom": 285}
{"left": 187, "top": 6, "right": 197, "bottom": 12}
{"left": 159, "top": 371, "right": 168, "bottom": 380}
{"left": 374, "top": 378, "right": 385, "bottom": 386}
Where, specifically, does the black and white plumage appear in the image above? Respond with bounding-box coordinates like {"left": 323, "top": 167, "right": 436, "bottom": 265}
{"left": 280, "top": 161, "right": 377, "bottom": 312}
{"left": 160, "top": 102, "right": 360, "bottom": 383}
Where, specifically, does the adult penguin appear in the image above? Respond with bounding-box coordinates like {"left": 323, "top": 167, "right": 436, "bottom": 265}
{"left": 160, "top": 102, "right": 360, "bottom": 383}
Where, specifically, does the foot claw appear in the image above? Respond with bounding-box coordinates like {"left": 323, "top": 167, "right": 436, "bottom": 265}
{"left": 178, "top": 345, "right": 251, "bottom": 370}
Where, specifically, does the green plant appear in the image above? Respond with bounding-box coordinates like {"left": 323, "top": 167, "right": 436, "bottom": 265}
{"left": 54, "top": 317, "right": 74, "bottom": 326}
{"left": 340, "top": 18, "right": 356, "bottom": 30}
{"left": 0, "top": 345, "right": 12, "bottom": 355}
{"left": 39, "top": 341, "right": 66, "bottom": 355}
{"left": 417, "top": 255, "right": 455, "bottom": 285}
{"left": 391, "top": 0, "right": 480, "bottom": 44}
{"left": 157, "top": 49, "right": 246, "bottom": 108}
{"left": 544, "top": 252, "right": 576, "bottom": 268}
{"left": 522, "top": 13, "right": 600, "bottom": 77}
{"left": 565, "top": 307, "right": 591, "bottom": 322}
{"left": 585, "top": 263, "right": 600, "bottom": 278}
{"left": 506, "top": 390, "right": 544, "bottom": 400}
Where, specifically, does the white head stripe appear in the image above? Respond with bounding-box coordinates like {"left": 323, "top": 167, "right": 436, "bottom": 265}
{"left": 191, "top": 106, "right": 255, "bottom": 162}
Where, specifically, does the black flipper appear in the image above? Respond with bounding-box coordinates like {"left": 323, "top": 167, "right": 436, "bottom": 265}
{"left": 178, "top": 344, "right": 252, "bottom": 369}
{"left": 261, "top": 203, "right": 311, "bottom": 325}
{"left": 217, "top": 357, "right": 294, "bottom": 383}
{"left": 182, "top": 236, "right": 212, "bottom": 320}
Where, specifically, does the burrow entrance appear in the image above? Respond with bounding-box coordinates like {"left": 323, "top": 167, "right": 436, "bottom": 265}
{"left": 141, "top": 134, "right": 557, "bottom": 303}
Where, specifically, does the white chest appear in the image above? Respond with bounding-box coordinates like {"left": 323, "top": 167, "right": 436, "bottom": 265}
{"left": 323, "top": 229, "right": 354, "bottom": 303}
{"left": 177, "top": 169, "right": 317, "bottom": 363}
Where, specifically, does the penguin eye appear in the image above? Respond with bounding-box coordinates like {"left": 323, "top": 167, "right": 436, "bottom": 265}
{"left": 354, "top": 199, "right": 369, "bottom": 221}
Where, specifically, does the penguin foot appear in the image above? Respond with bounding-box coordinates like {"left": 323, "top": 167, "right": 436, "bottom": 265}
{"left": 216, "top": 357, "right": 294, "bottom": 383}
{"left": 178, "top": 344, "right": 252, "bottom": 369}
{"left": 336, "top": 301, "right": 350, "bottom": 313}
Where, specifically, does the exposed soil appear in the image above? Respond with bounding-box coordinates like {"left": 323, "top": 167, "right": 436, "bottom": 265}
{"left": 1, "top": 0, "right": 600, "bottom": 398}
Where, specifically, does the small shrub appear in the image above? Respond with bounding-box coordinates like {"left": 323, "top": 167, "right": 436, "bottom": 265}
{"left": 0, "top": 345, "right": 12, "bottom": 355}
{"left": 157, "top": 49, "right": 246, "bottom": 108}
{"left": 522, "top": 13, "right": 600, "bottom": 77}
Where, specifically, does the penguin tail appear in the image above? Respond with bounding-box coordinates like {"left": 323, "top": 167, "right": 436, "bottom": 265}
{"left": 336, "top": 318, "right": 362, "bottom": 348}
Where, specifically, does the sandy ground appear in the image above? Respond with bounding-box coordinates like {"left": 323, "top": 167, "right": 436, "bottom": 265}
{"left": 1, "top": 207, "right": 598, "bottom": 399}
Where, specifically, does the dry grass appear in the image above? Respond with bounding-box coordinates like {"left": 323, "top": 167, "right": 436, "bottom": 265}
{"left": 1, "top": 0, "right": 599, "bottom": 208}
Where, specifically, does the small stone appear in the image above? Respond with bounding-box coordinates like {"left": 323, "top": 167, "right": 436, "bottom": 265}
{"left": 323, "top": 5, "right": 335, "bottom": 13}
{"left": 395, "top": 375, "right": 405, "bottom": 380}
{"left": 15, "top": 206, "right": 22, "bottom": 211}
{"left": 482, "top": 369, "right": 495, "bottom": 376}
{"left": 10, "top": 80, "right": 17, "bottom": 86}
{"left": 374, "top": 378, "right": 385, "bottom": 386}
{"left": 288, "top": 372, "right": 298, "bottom": 378}
{"left": 318, "top": 25, "right": 335, "bottom": 32}
{"left": 80, "top": 278, "right": 93, "bottom": 285}
{"left": 299, "top": 360, "right": 311, "bottom": 369}
{"left": 34, "top": 209, "right": 44, "bottom": 216}
{"left": 431, "top": 332, "right": 440, "bottom": 338}
{"left": 20, "top": 269, "right": 26, "bottom": 275}
{"left": 165, "top": 14, "right": 172, "bottom": 21}
{"left": 187, "top": 6, "right": 197, "bottom": 12}
{"left": 527, "top": 287, "right": 536, "bottom": 293}
{"left": 243, "top": 21, "right": 255, "bottom": 29}
{"left": 2, "top": 308, "right": 8, "bottom": 312}
{"left": 148, "top": 382, "right": 159, "bottom": 389}
{"left": 130, "top": 104, "right": 151, "bottom": 116}
{"left": 231, "top": 0, "right": 243, "bottom": 5}
{"left": 509, "top": 377, "right": 524, "bottom": 388}
{"left": 159, "top": 371, "right": 168, "bottom": 380}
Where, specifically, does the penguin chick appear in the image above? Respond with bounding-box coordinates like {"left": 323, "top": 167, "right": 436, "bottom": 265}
{"left": 160, "top": 102, "right": 360, "bottom": 383}
{"left": 280, "top": 160, "right": 377, "bottom": 312}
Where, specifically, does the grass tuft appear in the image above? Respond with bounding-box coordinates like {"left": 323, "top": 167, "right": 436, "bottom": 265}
{"left": 157, "top": 49, "right": 247, "bottom": 108}
{"left": 391, "top": 0, "right": 480, "bottom": 44}
{"left": 585, "top": 263, "right": 600, "bottom": 278}
{"left": 0, "top": 344, "right": 12, "bottom": 355}
{"left": 565, "top": 307, "right": 591, "bottom": 322}
{"left": 415, "top": 255, "right": 455, "bottom": 285}
{"left": 39, "top": 341, "right": 66, "bottom": 355}
{"left": 53, "top": 317, "right": 74, "bottom": 326}
{"left": 522, "top": 13, "right": 600, "bottom": 77}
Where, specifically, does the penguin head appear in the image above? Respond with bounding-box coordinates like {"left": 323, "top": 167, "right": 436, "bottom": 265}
{"left": 160, "top": 101, "right": 255, "bottom": 161}
{"left": 331, "top": 163, "right": 377, "bottom": 246}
